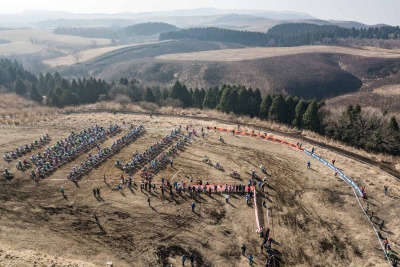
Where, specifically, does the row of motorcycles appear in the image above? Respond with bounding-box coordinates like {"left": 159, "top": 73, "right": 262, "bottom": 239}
{"left": 3, "top": 134, "right": 51, "bottom": 162}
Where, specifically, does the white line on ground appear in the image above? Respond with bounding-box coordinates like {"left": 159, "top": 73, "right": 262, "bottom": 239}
{"left": 170, "top": 155, "right": 194, "bottom": 181}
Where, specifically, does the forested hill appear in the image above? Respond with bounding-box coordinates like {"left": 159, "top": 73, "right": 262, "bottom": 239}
{"left": 54, "top": 22, "right": 178, "bottom": 39}
{"left": 159, "top": 27, "right": 267, "bottom": 46}
{"left": 160, "top": 23, "right": 400, "bottom": 47}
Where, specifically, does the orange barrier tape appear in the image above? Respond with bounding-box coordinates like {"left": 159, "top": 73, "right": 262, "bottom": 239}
{"left": 210, "top": 127, "right": 304, "bottom": 151}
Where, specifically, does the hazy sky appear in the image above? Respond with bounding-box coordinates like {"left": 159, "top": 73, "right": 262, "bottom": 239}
{"left": 2, "top": 0, "right": 400, "bottom": 25}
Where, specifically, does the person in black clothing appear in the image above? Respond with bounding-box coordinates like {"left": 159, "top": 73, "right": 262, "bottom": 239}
{"left": 189, "top": 254, "right": 194, "bottom": 266}
{"left": 241, "top": 244, "right": 246, "bottom": 256}
{"left": 93, "top": 188, "right": 97, "bottom": 197}
{"left": 96, "top": 188, "right": 100, "bottom": 196}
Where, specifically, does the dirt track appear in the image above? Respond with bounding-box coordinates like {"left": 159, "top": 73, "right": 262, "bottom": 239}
{"left": 0, "top": 113, "right": 398, "bottom": 266}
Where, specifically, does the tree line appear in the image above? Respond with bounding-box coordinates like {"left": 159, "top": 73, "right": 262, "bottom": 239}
{"left": 160, "top": 23, "right": 400, "bottom": 47}
{"left": 0, "top": 58, "right": 398, "bottom": 155}
{"left": 54, "top": 22, "right": 178, "bottom": 39}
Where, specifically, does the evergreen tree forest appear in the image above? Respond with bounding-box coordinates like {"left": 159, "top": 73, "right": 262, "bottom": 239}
{"left": 0, "top": 58, "right": 398, "bottom": 155}
{"left": 160, "top": 23, "right": 400, "bottom": 47}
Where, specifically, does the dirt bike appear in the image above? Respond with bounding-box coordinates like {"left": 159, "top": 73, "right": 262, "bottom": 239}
{"left": 3, "top": 155, "right": 12, "bottom": 162}
{"left": 250, "top": 171, "right": 259, "bottom": 179}
{"left": 115, "top": 161, "right": 123, "bottom": 169}
{"left": 214, "top": 163, "right": 224, "bottom": 171}
{"left": 16, "top": 163, "right": 26, "bottom": 171}
{"left": 230, "top": 171, "right": 240, "bottom": 178}
{"left": 3, "top": 172, "right": 14, "bottom": 179}
{"left": 259, "top": 165, "right": 267, "bottom": 174}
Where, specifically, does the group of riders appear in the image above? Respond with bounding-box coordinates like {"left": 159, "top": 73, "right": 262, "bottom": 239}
{"left": 3, "top": 134, "right": 51, "bottom": 163}
{"left": 115, "top": 128, "right": 181, "bottom": 173}
{"left": 141, "top": 132, "right": 191, "bottom": 180}
{"left": 202, "top": 155, "right": 224, "bottom": 170}
{"left": 27, "top": 125, "right": 120, "bottom": 180}
{"left": 67, "top": 125, "right": 144, "bottom": 181}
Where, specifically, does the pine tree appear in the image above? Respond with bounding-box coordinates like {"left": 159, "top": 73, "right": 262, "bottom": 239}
{"left": 249, "top": 88, "right": 262, "bottom": 117}
{"left": 203, "top": 87, "right": 219, "bottom": 109}
{"left": 269, "top": 95, "right": 287, "bottom": 123}
{"left": 29, "top": 84, "right": 43, "bottom": 103}
{"left": 76, "top": 82, "right": 88, "bottom": 104}
{"left": 285, "top": 95, "right": 297, "bottom": 124}
{"left": 180, "top": 84, "right": 192, "bottom": 107}
{"left": 302, "top": 100, "right": 320, "bottom": 132}
{"left": 388, "top": 116, "right": 399, "bottom": 131}
{"left": 71, "top": 79, "right": 78, "bottom": 93}
{"left": 169, "top": 80, "right": 182, "bottom": 100}
{"left": 144, "top": 88, "right": 156, "bottom": 102}
{"left": 293, "top": 100, "right": 309, "bottom": 128}
{"left": 259, "top": 94, "right": 272, "bottom": 119}
{"left": 60, "top": 90, "right": 78, "bottom": 106}
{"left": 192, "top": 88, "right": 202, "bottom": 108}
{"left": 218, "top": 86, "right": 232, "bottom": 112}
{"left": 14, "top": 78, "right": 26, "bottom": 95}
{"left": 199, "top": 88, "right": 206, "bottom": 108}
{"left": 236, "top": 87, "right": 249, "bottom": 115}
{"left": 46, "top": 90, "right": 60, "bottom": 107}
{"left": 37, "top": 73, "right": 47, "bottom": 95}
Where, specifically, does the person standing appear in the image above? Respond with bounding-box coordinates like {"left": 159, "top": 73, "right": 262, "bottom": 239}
{"left": 182, "top": 255, "right": 187, "bottom": 266}
{"left": 148, "top": 197, "right": 151, "bottom": 207}
{"left": 384, "top": 185, "right": 388, "bottom": 196}
{"left": 189, "top": 254, "right": 194, "bottom": 266}
{"left": 60, "top": 187, "right": 65, "bottom": 196}
{"left": 248, "top": 254, "right": 253, "bottom": 266}
{"left": 94, "top": 213, "right": 99, "bottom": 225}
{"left": 241, "top": 244, "right": 246, "bottom": 256}
{"left": 93, "top": 188, "right": 97, "bottom": 197}
{"left": 225, "top": 194, "right": 230, "bottom": 203}
{"left": 191, "top": 202, "right": 195, "bottom": 212}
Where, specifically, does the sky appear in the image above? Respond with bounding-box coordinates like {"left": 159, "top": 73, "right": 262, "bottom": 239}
{"left": 1, "top": 0, "right": 400, "bottom": 25}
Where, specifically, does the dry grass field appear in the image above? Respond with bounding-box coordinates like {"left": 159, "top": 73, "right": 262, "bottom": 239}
{"left": 326, "top": 86, "right": 400, "bottom": 113}
{"left": 43, "top": 41, "right": 168, "bottom": 68}
{"left": 156, "top": 45, "right": 400, "bottom": 62}
{"left": 0, "top": 99, "right": 399, "bottom": 266}
{"left": 0, "top": 29, "right": 111, "bottom": 56}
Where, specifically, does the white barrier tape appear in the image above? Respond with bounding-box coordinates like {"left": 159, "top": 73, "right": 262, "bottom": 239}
{"left": 304, "top": 150, "right": 363, "bottom": 196}
{"left": 352, "top": 188, "right": 392, "bottom": 265}
{"left": 305, "top": 149, "right": 391, "bottom": 264}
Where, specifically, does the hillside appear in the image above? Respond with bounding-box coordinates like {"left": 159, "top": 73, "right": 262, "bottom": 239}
{"left": 160, "top": 24, "right": 400, "bottom": 47}
{"left": 56, "top": 41, "right": 400, "bottom": 101}
{"left": 54, "top": 22, "right": 178, "bottom": 39}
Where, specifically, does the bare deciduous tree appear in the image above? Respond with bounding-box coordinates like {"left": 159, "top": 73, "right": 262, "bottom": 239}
{"left": 73, "top": 53, "right": 82, "bottom": 64}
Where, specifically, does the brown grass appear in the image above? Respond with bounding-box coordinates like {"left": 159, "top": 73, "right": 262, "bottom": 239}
{"left": 0, "top": 111, "right": 398, "bottom": 266}
{"left": 156, "top": 45, "right": 400, "bottom": 62}
{"left": 2, "top": 93, "right": 398, "bottom": 166}
{"left": 43, "top": 41, "right": 166, "bottom": 67}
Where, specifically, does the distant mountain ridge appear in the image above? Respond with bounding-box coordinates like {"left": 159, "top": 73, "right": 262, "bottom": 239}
{"left": 0, "top": 8, "right": 392, "bottom": 30}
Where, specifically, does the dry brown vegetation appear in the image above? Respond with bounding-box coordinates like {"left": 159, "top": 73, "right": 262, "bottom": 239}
{"left": 1, "top": 94, "right": 399, "bottom": 266}
{"left": 0, "top": 29, "right": 111, "bottom": 56}
{"left": 156, "top": 45, "right": 400, "bottom": 62}
{"left": 1, "top": 111, "right": 399, "bottom": 266}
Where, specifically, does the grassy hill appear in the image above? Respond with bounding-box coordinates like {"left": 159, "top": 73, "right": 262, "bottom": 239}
{"left": 56, "top": 41, "right": 400, "bottom": 101}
